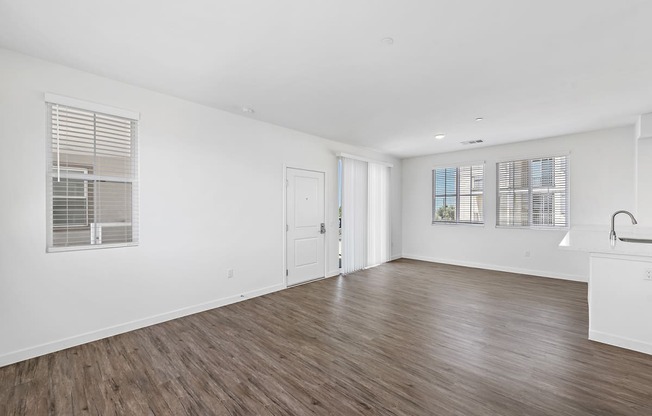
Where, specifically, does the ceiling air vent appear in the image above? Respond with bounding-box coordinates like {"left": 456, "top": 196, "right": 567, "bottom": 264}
{"left": 461, "top": 139, "right": 484, "bottom": 145}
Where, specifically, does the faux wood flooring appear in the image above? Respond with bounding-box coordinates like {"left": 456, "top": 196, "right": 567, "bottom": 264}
{"left": 2, "top": 259, "right": 652, "bottom": 415}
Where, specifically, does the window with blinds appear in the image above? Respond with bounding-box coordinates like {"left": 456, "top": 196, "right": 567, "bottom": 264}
{"left": 432, "top": 163, "right": 484, "bottom": 224}
{"left": 496, "top": 156, "right": 568, "bottom": 228}
{"left": 46, "top": 98, "right": 139, "bottom": 251}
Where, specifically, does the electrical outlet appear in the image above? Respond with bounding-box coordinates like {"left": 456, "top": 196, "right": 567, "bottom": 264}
{"left": 524, "top": 251, "right": 531, "bottom": 258}
{"left": 645, "top": 269, "right": 652, "bottom": 281}
{"left": 227, "top": 269, "right": 234, "bottom": 279}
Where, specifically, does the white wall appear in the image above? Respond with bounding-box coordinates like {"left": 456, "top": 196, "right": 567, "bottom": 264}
{"left": 636, "top": 137, "right": 652, "bottom": 224}
{"left": 0, "top": 48, "right": 402, "bottom": 366}
{"left": 402, "top": 126, "right": 636, "bottom": 282}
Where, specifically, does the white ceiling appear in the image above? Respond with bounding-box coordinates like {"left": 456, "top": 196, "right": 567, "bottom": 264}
{"left": 1, "top": 0, "right": 652, "bottom": 158}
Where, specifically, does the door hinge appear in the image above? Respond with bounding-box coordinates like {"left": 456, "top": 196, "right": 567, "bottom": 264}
{"left": 286, "top": 179, "right": 289, "bottom": 187}
{"left": 286, "top": 269, "right": 289, "bottom": 276}
{"left": 286, "top": 224, "right": 289, "bottom": 231}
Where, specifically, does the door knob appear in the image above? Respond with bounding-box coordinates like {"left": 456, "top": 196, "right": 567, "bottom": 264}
{"left": 320, "top": 223, "right": 326, "bottom": 234}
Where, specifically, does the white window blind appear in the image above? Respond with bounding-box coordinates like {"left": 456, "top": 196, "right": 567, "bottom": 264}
{"left": 340, "top": 157, "right": 392, "bottom": 274}
{"left": 341, "top": 157, "right": 368, "bottom": 274}
{"left": 46, "top": 101, "right": 139, "bottom": 251}
{"left": 432, "top": 163, "right": 484, "bottom": 224}
{"left": 497, "top": 156, "right": 568, "bottom": 228}
{"left": 367, "top": 162, "right": 391, "bottom": 268}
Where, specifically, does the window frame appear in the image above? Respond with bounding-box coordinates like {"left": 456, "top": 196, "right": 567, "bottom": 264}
{"left": 432, "top": 162, "right": 485, "bottom": 226}
{"left": 495, "top": 154, "right": 570, "bottom": 230}
{"left": 45, "top": 94, "right": 140, "bottom": 253}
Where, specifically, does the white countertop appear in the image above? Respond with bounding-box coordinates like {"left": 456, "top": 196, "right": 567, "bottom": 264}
{"left": 559, "top": 226, "right": 652, "bottom": 257}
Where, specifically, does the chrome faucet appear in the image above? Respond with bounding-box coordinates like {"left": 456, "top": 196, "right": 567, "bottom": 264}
{"left": 610, "top": 210, "right": 638, "bottom": 245}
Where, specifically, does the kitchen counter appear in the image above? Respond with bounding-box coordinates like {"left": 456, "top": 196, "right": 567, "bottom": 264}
{"left": 559, "top": 226, "right": 652, "bottom": 257}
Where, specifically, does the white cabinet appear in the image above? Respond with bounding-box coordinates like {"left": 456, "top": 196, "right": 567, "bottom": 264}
{"left": 589, "top": 253, "right": 652, "bottom": 355}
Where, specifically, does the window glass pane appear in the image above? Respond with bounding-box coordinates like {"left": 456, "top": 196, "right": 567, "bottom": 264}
{"left": 459, "top": 195, "right": 471, "bottom": 222}
{"left": 498, "top": 163, "right": 511, "bottom": 190}
{"left": 445, "top": 168, "right": 456, "bottom": 194}
{"left": 445, "top": 196, "right": 457, "bottom": 220}
{"left": 513, "top": 192, "right": 529, "bottom": 226}
{"left": 435, "top": 202, "right": 456, "bottom": 221}
{"left": 497, "top": 193, "right": 513, "bottom": 226}
{"left": 53, "top": 198, "right": 88, "bottom": 226}
{"left": 433, "top": 197, "right": 447, "bottom": 220}
{"left": 100, "top": 225, "right": 134, "bottom": 244}
{"left": 514, "top": 160, "right": 529, "bottom": 189}
{"left": 531, "top": 159, "right": 541, "bottom": 188}
{"left": 95, "top": 181, "right": 133, "bottom": 224}
{"left": 471, "top": 194, "right": 483, "bottom": 223}
{"left": 53, "top": 228, "right": 92, "bottom": 247}
{"left": 459, "top": 166, "right": 471, "bottom": 194}
{"left": 532, "top": 158, "right": 554, "bottom": 188}
{"left": 472, "top": 165, "right": 483, "bottom": 192}
{"left": 434, "top": 196, "right": 445, "bottom": 211}
{"left": 53, "top": 177, "right": 86, "bottom": 198}
{"left": 435, "top": 169, "right": 446, "bottom": 195}
{"left": 554, "top": 191, "right": 568, "bottom": 227}
{"left": 497, "top": 192, "right": 529, "bottom": 226}
{"left": 532, "top": 193, "right": 553, "bottom": 226}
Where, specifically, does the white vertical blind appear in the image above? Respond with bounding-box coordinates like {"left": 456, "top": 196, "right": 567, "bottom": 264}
{"left": 497, "top": 156, "right": 568, "bottom": 227}
{"left": 367, "top": 162, "right": 391, "bottom": 267}
{"left": 46, "top": 102, "right": 139, "bottom": 250}
{"left": 341, "top": 157, "right": 367, "bottom": 274}
{"left": 341, "top": 157, "right": 392, "bottom": 274}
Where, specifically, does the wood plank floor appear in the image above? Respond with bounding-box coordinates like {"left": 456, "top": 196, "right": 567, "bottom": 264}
{"left": 2, "top": 259, "right": 652, "bottom": 415}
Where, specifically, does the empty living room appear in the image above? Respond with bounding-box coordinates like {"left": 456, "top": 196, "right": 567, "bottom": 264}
{"left": 2, "top": 1, "right": 652, "bottom": 415}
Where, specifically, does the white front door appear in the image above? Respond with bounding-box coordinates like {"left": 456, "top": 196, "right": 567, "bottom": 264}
{"left": 286, "top": 168, "right": 325, "bottom": 286}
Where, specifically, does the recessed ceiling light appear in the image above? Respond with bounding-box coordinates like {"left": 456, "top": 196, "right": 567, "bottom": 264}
{"left": 434, "top": 133, "right": 446, "bottom": 140}
{"left": 475, "top": 117, "right": 484, "bottom": 121}
{"left": 381, "top": 37, "right": 394, "bottom": 45}
{"left": 241, "top": 106, "right": 255, "bottom": 114}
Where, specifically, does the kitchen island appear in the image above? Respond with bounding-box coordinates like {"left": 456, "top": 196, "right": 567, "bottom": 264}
{"left": 560, "top": 227, "right": 652, "bottom": 355}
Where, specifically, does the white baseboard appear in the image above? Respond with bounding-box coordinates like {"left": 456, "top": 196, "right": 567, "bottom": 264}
{"left": 402, "top": 253, "right": 587, "bottom": 282}
{"left": 589, "top": 330, "right": 652, "bottom": 356}
{"left": 0, "top": 283, "right": 285, "bottom": 368}
{"left": 390, "top": 254, "right": 402, "bottom": 261}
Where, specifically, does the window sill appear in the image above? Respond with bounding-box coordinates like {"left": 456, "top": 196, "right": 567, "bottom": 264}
{"left": 431, "top": 222, "right": 485, "bottom": 227}
{"left": 47, "top": 242, "right": 138, "bottom": 253}
{"left": 495, "top": 225, "right": 569, "bottom": 231}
